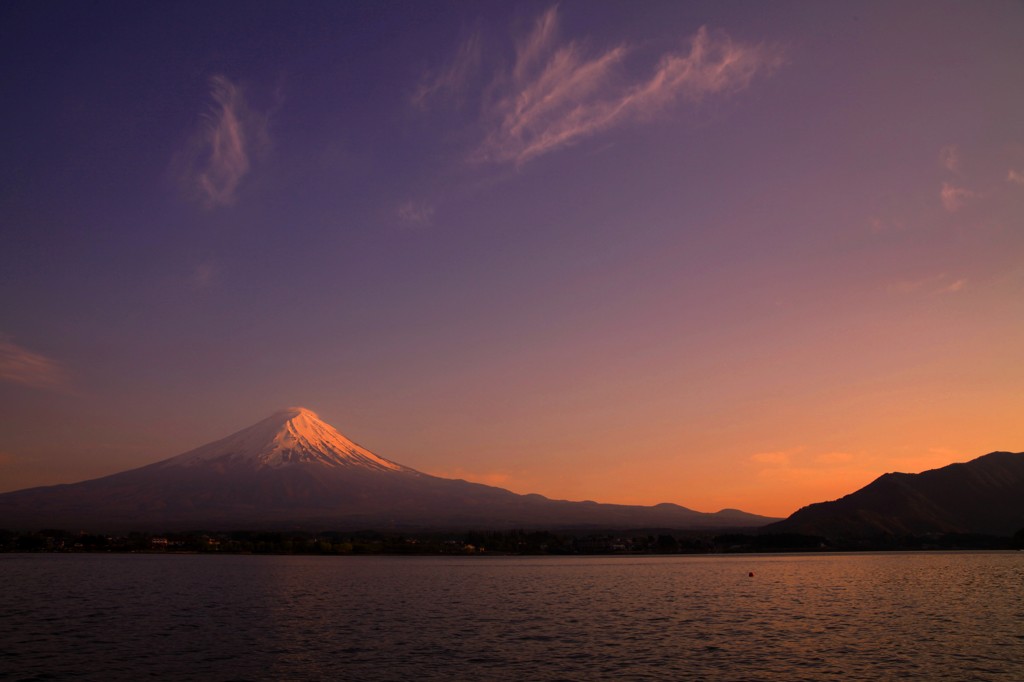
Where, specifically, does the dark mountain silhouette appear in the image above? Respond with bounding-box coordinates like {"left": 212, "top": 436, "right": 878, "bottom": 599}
{"left": 0, "top": 407, "right": 778, "bottom": 532}
{"left": 765, "top": 451, "right": 1024, "bottom": 539}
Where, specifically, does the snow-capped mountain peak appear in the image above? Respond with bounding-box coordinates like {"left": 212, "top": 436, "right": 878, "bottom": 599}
{"left": 162, "top": 406, "right": 411, "bottom": 472}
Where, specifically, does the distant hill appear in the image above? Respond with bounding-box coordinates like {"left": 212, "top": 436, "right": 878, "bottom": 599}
{"left": 765, "top": 451, "right": 1024, "bottom": 540}
{"left": 0, "top": 407, "right": 779, "bottom": 532}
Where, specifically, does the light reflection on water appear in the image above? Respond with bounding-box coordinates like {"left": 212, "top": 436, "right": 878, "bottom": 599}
{"left": 2, "top": 552, "right": 1022, "bottom": 680}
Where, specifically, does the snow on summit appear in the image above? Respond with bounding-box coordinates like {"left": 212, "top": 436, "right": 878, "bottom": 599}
{"left": 162, "top": 407, "right": 412, "bottom": 472}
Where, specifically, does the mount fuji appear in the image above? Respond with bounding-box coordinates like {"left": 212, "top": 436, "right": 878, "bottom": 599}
{"left": 0, "top": 407, "right": 779, "bottom": 532}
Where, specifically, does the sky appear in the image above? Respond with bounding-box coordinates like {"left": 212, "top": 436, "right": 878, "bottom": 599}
{"left": 1, "top": 1, "right": 1022, "bottom": 517}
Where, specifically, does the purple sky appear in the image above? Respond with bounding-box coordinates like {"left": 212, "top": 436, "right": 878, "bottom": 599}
{"left": 2, "top": 1, "right": 1023, "bottom": 516}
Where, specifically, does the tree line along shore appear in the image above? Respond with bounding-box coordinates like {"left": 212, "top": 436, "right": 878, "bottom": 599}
{"left": 3, "top": 527, "right": 1023, "bottom": 554}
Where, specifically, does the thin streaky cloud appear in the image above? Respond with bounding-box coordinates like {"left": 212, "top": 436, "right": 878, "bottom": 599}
{"left": 750, "top": 448, "right": 800, "bottom": 466}
{"left": 628, "top": 26, "right": 778, "bottom": 106}
{"left": 816, "top": 452, "right": 854, "bottom": 464}
{"left": 396, "top": 201, "right": 435, "bottom": 226}
{"left": 886, "top": 274, "right": 946, "bottom": 294}
{"left": 751, "top": 451, "right": 790, "bottom": 465}
{"left": 413, "top": 29, "right": 482, "bottom": 109}
{"left": 0, "top": 335, "right": 69, "bottom": 391}
{"left": 470, "top": 8, "right": 783, "bottom": 165}
{"left": 940, "top": 182, "right": 975, "bottom": 212}
{"left": 939, "top": 145, "right": 960, "bottom": 173}
{"left": 488, "top": 43, "right": 630, "bottom": 164}
{"left": 180, "top": 75, "right": 268, "bottom": 208}
{"left": 887, "top": 274, "right": 967, "bottom": 296}
{"left": 1008, "top": 169, "right": 1024, "bottom": 185}
{"left": 512, "top": 6, "right": 561, "bottom": 85}
{"left": 940, "top": 278, "right": 967, "bottom": 294}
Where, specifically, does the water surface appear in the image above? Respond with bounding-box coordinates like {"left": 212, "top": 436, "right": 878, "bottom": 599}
{"left": 2, "top": 552, "right": 1022, "bottom": 680}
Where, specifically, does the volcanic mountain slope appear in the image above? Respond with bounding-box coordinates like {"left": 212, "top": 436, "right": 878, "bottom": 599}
{"left": 0, "top": 407, "right": 779, "bottom": 532}
{"left": 765, "top": 451, "right": 1024, "bottom": 539}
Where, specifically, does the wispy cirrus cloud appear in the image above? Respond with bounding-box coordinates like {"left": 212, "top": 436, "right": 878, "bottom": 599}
{"left": 940, "top": 278, "right": 967, "bottom": 294}
{"left": 886, "top": 273, "right": 967, "bottom": 296}
{"left": 940, "top": 182, "right": 976, "bottom": 212}
{"left": 178, "top": 75, "right": 269, "bottom": 208}
{"left": 420, "top": 7, "right": 784, "bottom": 166}
{"left": 395, "top": 201, "right": 435, "bottom": 227}
{"left": 815, "top": 451, "right": 854, "bottom": 465}
{"left": 751, "top": 448, "right": 874, "bottom": 494}
{"left": 0, "top": 335, "right": 69, "bottom": 391}
{"left": 750, "top": 449, "right": 796, "bottom": 466}
{"left": 754, "top": 448, "right": 966, "bottom": 484}
{"left": 481, "top": 11, "right": 783, "bottom": 165}
{"left": 939, "top": 144, "right": 960, "bottom": 173}
{"left": 872, "top": 145, "right": 1016, "bottom": 232}
{"left": 412, "top": 29, "right": 482, "bottom": 110}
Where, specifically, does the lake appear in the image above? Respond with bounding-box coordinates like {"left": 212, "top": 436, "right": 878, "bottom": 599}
{"left": 2, "top": 552, "right": 1022, "bottom": 680}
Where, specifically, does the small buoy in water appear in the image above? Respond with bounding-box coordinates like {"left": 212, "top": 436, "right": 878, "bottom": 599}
{"left": 748, "top": 572, "right": 754, "bottom": 577}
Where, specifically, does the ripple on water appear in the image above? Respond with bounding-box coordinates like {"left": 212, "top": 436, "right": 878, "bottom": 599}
{"left": 1, "top": 552, "right": 1023, "bottom": 680}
